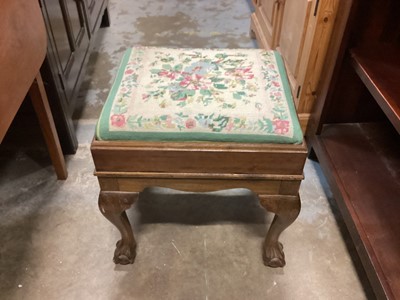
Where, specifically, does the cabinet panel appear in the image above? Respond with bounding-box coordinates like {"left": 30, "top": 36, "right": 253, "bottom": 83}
{"left": 253, "top": 0, "right": 285, "bottom": 48}
{"left": 60, "top": 0, "right": 90, "bottom": 103}
{"left": 41, "top": 0, "right": 71, "bottom": 77}
{"left": 252, "top": 0, "right": 339, "bottom": 131}
{"left": 262, "top": 0, "right": 276, "bottom": 26}
{"left": 42, "top": 0, "right": 89, "bottom": 104}
{"left": 39, "top": 0, "right": 108, "bottom": 153}
{"left": 84, "top": 0, "right": 104, "bottom": 34}
{"left": 278, "top": 0, "right": 311, "bottom": 92}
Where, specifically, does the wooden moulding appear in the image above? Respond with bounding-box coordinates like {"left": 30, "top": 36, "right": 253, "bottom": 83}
{"left": 91, "top": 140, "right": 307, "bottom": 175}
{"left": 96, "top": 172, "right": 303, "bottom": 195}
{"left": 250, "top": 13, "right": 270, "bottom": 50}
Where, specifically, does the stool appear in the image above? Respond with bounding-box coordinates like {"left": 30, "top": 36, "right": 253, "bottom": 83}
{"left": 91, "top": 47, "right": 307, "bottom": 268}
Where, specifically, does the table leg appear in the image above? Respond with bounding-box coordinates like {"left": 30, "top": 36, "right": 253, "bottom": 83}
{"left": 29, "top": 73, "right": 67, "bottom": 180}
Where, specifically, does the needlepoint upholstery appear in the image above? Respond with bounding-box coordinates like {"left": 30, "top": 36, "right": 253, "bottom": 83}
{"left": 96, "top": 47, "right": 303, "bottom": 144}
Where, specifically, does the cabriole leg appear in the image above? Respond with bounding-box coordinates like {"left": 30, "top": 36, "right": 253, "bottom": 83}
{"left": 258, "top": 195, "right": 301, "bottom": 268}
{"left": 98, "top": 191, "right": 138, "bottom": 264}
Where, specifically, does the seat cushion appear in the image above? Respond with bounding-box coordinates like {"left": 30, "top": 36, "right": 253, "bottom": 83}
{"left": 96, "top": 47, "right": 303, "bottom": 144}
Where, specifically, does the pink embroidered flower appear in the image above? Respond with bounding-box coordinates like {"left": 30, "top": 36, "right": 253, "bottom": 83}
{"left": 272, "top": 81, "right": 280, "bottom": 87}
{"left": 125, "top": 69, "right": 134, "bottom": 75}
{"left": 185, "top": 118, "right": 196, "bottom": 129}
{"left": 159, "top": 70, "right": 176, "bottom": 79}
{"left": 167, "top": 72, "right": 176, "bottom": 79}
{"left": 111, "top": 114, "right": 126, "bottom": 127}
{"left": 226, "top": 67, "right": 254, "bottom": 80}
{"left": 274, "top": 91, "right": 282, "bottom": 98}
{"left": 180, "top": 76, "right": 192, "bottom": 88}
{"left": 179, "top": 74, "right": 207, "bottom": 90}
{"left": 273, "top": 120, "right": 289, "bottom": 134}
{"left": 165, "top": 115, "right": 175, "bottom": 128}
{"left": 226, "top": 121, "right": 234, "bottom": 132}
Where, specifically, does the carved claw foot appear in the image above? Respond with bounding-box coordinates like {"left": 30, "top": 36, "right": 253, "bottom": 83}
{"left": 98, "top": 191, "right": 138, "bottom": 265}
{"left": 114, "top": 239, "right": 137, "bottom": 265}
{"left": 258, "top": 194, "right": 301, "bottom": 268}
{"left": 262, "top": 241, "right": 285, "bottom": 268}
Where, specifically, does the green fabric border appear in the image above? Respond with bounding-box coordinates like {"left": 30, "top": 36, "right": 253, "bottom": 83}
{"left": 96, "top": 48, "right": 133, "bottom": 141}
{"left": 272, "top": 50, "right": 303, "bottom": 144}
{"left": 96, "top": 48, "right": 303, "bottom": 144}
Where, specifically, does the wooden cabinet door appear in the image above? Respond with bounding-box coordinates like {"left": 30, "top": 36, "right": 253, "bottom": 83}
{"left": 60, "top": 0, "right": 90, "bottom": 103}
{"left": 252, "top": 0, "right": 285, "bottom": 49}
{"left": 41, "top": 0, "right": 89, "bottom": 104}
{"left": 278, "top": 0, "right": 312, "bottom": 100}
{"left": 256, "top": 0, "right": 285, "bottom": 48}
{"left": 83, "top": 0, "right": 104, "bottom": 34}
{"left": 278, "top": 0, "right": 339, "bottom": 131}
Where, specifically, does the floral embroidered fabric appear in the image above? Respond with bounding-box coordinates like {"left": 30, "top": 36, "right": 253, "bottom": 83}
{"left": 96, "top": 47, "right": 303, "bottom": 144}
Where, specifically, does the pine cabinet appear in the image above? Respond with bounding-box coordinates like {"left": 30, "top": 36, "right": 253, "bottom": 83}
{"left": 251, "top": 0, "right": 285, "bottom": 49}
{"left": 251, "top": 0, "right": 339, "bottom": 132}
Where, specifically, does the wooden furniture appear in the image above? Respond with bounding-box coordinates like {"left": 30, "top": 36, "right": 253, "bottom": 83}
{"left": 92, "top": 140, "right": 307, "bottom": 267}
{"left": 250, "top": 0, "right": 285, "bottom": 49}
{"left": 0, "top": 0, "right": 67, "bottom": 180}
{"left": 39, "top": 0, "right": 109, "bottom": 154}
{"left": 91, "top": 47, "right": 307, "bottom": 267}
{"left": 250, "top": 0, "right": 339, "bottom": 132}
{"left": 307, "top": 0, "right": 400, "bottom": 298}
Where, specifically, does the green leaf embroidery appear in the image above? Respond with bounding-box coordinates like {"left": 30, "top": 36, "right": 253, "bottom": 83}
{"left": 213, "top": 83, "right": 228, "bottom": 89}
{"left": 174, "top": 64, "right": 183, "bottom": 72}
{"left": 200, "top": 89, "right": 212, "bottom": 96}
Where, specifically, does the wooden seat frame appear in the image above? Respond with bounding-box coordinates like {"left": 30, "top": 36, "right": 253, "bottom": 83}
{"left": 91, "top": 138, "right": 307, "bottom": 267}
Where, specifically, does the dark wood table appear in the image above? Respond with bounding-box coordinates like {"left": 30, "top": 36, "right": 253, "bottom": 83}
{"left": 0, "top": 0, "right": 67, "bottom": 179}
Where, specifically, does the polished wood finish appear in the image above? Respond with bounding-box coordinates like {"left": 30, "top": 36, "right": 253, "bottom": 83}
{"left": 314, "top": 123, "right": 400, "bottom": 300}
{"left": 307, "top": 0, "right": 400, "bottom": 298}
{"left": 350, "top": 47, "right": 400, "bottom": 134}
{"left": 91, "top": 140, "right": 306, "bottom": 175}
{"left": 39, "top": 0, "right": 109, "bottom": 153}
{"left": 91, "top": 140, "right": 307, "bottom": 267}
{"left": 0, "top": 0, "right": 67, "bottom": 179}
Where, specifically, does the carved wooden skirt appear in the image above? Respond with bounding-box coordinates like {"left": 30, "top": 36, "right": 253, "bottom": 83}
{"left": 91, "top": 47, "right": 307, "bottom": 267}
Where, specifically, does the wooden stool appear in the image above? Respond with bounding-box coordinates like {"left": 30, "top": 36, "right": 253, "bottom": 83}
{"left": 91, "top": 47, "right": 307, "bottom": 267}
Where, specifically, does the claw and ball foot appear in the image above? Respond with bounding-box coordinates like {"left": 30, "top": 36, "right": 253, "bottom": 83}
{"left": 98, "top": 191, "right": 138, "bottom": 264}
{"left": 258, "top": 195, "right": 301, "bottom": 268}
